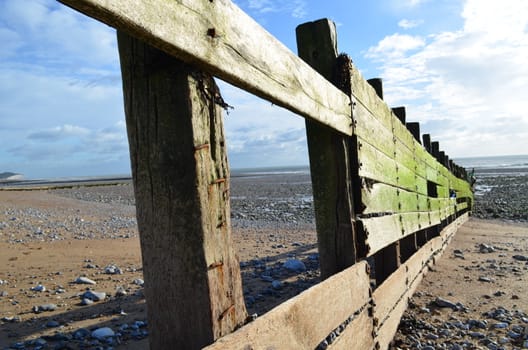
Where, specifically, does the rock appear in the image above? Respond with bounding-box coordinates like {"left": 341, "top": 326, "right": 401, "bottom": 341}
{"left": 33, "top": 303, "right": 57, "bottom": 313}
{"left": 74, "top": 276, "right": 96, "bottom": 285}
{"left": 1, "top": 316, "right": 21, "bottom": 323}
{"left": 479, "top": 243, "right": 495, "bottom": 253}
{"left": 512, "top": 255, "right": 528, "bottom": 261}
{"left": 81, "top": 290, "right": 106, "bottom": 301}
{"left": 133, "top": 278, "right": 144, "bottom": 286}
{"left": 492, "top": 322, "right": 509, "bottom": 329}
{"left": 30, "top": 284, "right": 46, "bottom": 292}
{"left": 104, "top": 264, "right": 123, "bottom": 274}
{"left": 91, "top": 327, "right": 115, "bottom": 340}
{"left": 479, "top": 276, "right": 493, "bottom": 282}
{"left": 115, "top": 286, "right": 128, "bottom": 296}
{"left": 46, "top": 320, "right": 60, "bottom": 328}
{"left": 283, "top": 259, "right": 306, "bottom": 273}
{"left": 73, "top": 328, "right": 90, "bottom": 340}
{"left": 271, "top": 280, "right": 283, "bottom": 290}
{"left": 469, "top": 331, "right": 485, "bottom": 338}
{"left": 80, "top": 298, "right": 94, "bottom": 305}
{"left": 434, "top": 297, "right": 458, "bottom": 309}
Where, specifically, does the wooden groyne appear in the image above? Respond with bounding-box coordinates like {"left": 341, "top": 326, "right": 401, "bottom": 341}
{"left": 57, "top": 1, "right": 474, "bottom": 348}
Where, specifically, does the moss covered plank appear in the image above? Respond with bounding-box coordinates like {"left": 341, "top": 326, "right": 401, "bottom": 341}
{"left": 60, "top": 0, "right": 353, "bottom": 135}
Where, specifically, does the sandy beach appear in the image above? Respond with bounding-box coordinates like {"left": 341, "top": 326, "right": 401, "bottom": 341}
{"left": 1, "top": 168, "right": 527, "bottom": 349}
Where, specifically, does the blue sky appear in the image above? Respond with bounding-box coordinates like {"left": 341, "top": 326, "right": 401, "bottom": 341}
{"left": 1, "top": 0, "right": 527, "bottom": 178}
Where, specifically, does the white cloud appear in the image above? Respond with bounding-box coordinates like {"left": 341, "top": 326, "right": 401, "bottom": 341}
{"left": 366, "top": 33, "right": 425, "bottom": 59}
{"left": 398, "top": 19, "right": 424, "bottom": 29}
{"left": 364, "top": 0, "right": 528, "bottom": 157}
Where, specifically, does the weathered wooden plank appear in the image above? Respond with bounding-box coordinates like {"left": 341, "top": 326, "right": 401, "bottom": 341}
{"left": 360, "top": 212, "right": 437, "bottom": 257}
{"left": 393, "top": 117, "right": 415, "bottom": 151}
{"left": 297, "top": 19, "right": 358, "bottom": 278}
{"left": 350, "top": 67, "right": 393, "bottom": 130}
{"left": 59, "top": 0, "right": 352, "bottom": 135}
{"left": 373, "top": 261, "right": 407, "bottom": 327}
{"left": 354, "top": 106, "right": 395, "bottom": 160}
{"left": 118, "top": 33, "right": 247, "bottom": 348}
{"left": 360, "top": 183, "right": 430, "bottom": 215}
{"left": 328, "top": 307, "right": 375, "bottom": 350}
{"left": 203, "top": 262, "right": 371, "bottom": 350}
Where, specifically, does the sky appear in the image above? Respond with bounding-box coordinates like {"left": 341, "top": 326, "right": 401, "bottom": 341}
{"left": 1, "top": 0, "right": 527, "bottom": 178}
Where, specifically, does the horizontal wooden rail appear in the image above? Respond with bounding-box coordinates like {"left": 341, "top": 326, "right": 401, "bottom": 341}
{"left": 203, "top": 262, "right": 371, "bottom": 350}
{"left": 58, "top": 0, "right": 353, "bottom": 135}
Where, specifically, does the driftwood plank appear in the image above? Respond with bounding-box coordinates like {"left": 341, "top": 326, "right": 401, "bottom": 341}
{"left": 59, "top": 0, "right": 352, "bottom": 135}
{"left": 118, "top": 32, "right": 247, "bottom": 349}
{"left": 203, "top": 262, "right": 371, "bottom": 350}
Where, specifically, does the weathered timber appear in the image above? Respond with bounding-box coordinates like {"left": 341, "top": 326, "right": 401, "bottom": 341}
{"left": 359, "top": 212, "right": 437, "bottom": 257}
{"left": 392, "top": 106, "right": 406, "bottom": 124}
{"left": 203, "top": 262, "right": 371, "bottom": 350}
{"left": 117, "top": 32, "right": 247, "bottom": 349}
{"left": 400, "top": 233, "right": 418, "bottom": 262}
{"left": 374, "top": 242, "right": 401, "bottom": 285}
{"left": 431, "top": 141, "right": 440, "bottom": 160}
{"left": 328, "top": 308, "right": 375, "bottom": 349}
{"left": 357, "top": 139, "right": 428, "bottom": 195}
{"left": 297, "top": 19, "right": 358, "bottom": 278}
{"left": 350, "top": 67, "right": 393, "bottom": 131}
{"left": 422, "top": 134, "right": 432, "bottom": 153}
{"left": 406, "top": 122, "right": 421, "bottom": 144}
{"left": 367, "top": 78, "right": 384, "bottom": 99}
{"left": 59, "top": 0, "right": 352, "bottom": 135}
{"left": 360, "top": 183, "right": 429, "bottom": 215}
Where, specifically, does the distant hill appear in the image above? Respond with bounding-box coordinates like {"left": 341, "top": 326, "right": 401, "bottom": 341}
{"left": 0, "top": 172, "right": 24, "bottom": 181}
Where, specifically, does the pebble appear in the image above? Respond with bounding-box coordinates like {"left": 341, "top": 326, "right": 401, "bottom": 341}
{"left": 133, "top": 278, "right": 145, "bottom": 286}
{"left": 271, "top": 280, "right": 283, "bottom": 290}
{"left": 479, "top": 276, "right": 493, "bottom": 282}
{"left": 283, "top": 259, "right": 306, "bottom": 273}
{"left": 30, "top": 284, "right": 46, "bottom": 292}
{"left": 104, "top": 264, "right": 123, "bottom": 274}
{"left": 512, "top": 254, "right": 528, "bottom": 261}
{"left": 74, "top": 276, "right": 97, "bottom": 285}
{"left": 479, "top": 243, "right": 495, "bottom": 253}
{"left": 81, "top": 290, "right": 106, "bottom": 301}
{"left": 33, "top": 303, "right": 57, "bottom": 313}
{"left": 434, "top": 297, "right": 458, "bottom": 309}
{"left": 91, "top": 327, "right": 115, "bottom": 340}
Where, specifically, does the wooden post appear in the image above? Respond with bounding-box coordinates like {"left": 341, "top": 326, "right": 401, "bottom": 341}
{"left": 431, "top": 141, "right": 440, "bottom": 160}
{"left": 296, "top": 19, "right": 358, "bottom": 279}
{"left": 392, "top": 107, "right": 406, "bottom": 124}
{"left": 117, "top": 32, "right": 247, "bottom": 349}
{"left": 367, "top": 78, "right": 384, "bottom": 99}
{"left": 422, "top": 134, "right": 432, "bottom": 154}
{"left": 406, "top": 122, "right": 421, "bottom": 144}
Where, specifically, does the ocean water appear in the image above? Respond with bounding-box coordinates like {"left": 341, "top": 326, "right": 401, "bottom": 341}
{"left": 454, "top": 154, "right": 528, "bottom": 176}
{"left": 231, "top": 165, "right": 310, "bottom": 178}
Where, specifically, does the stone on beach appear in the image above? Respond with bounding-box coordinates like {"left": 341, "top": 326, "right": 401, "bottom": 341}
{"left": 283, "top": 259, "right": 306, "bottom": 273}
{"left": 91, "top": 327, "right": 115, "bottom": 340}
{"left": 74, "top": 276, "right": 96, "bottom": 285}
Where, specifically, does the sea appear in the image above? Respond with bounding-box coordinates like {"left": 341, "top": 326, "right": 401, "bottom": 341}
{"left": 454, "top": 154, "right": 528, "bottom": 176}
{"left": 1, "top": 155, "right": 526, "bottom": 188}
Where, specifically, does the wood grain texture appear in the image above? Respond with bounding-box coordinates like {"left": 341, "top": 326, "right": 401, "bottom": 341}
{"left": 59, "top": 0, "right": 352, "bottom": 134}
{"left": 203, "top": 262, "right": 371, "bottom": 350}
{"left": 296, "top": 19, "right": 358, "bottom": 278}
{"left": 328, "top": 308, "right": 375, "bottom": 350}
{"left": 118, "top": 32, "right": 247, "bottom": 349}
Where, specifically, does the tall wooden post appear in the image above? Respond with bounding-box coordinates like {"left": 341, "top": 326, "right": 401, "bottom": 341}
{"left": 117, "top": 32, "right": 247, "bottom": 349}
{"left": 296, "top": 19, "right": 358, "bottom": 279}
